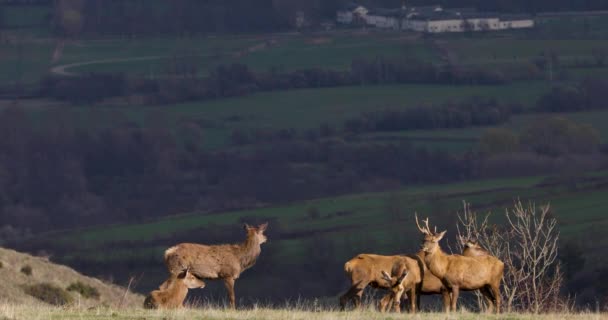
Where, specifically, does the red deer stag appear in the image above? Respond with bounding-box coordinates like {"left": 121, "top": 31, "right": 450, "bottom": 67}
{"left": 416, "top": 216, "right": 504, "bottom": 313}
{"left": 339, "top": 253, "right": 422, "bottom": 313}
{"left": 143, "top": 268, "right": 205, "bottom": 309}
{"left": 163, "top": 222, "right": 268, "bottom": 309}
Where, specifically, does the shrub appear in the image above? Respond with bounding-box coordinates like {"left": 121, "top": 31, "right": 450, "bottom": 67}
{"left": 23, "top": 283, "right": 73, "bottom": 306}
{"left": 20, "top": 265, "right": 32, "bottom": 276}
{"left": 66, "top": 281, "right": 100, "bottom": 299}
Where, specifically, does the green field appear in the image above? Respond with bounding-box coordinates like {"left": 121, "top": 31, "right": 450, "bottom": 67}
{"left": 63, "top": 33, "right": 436, "bottom": 76}
{"left": 441, "top": 38, "right": 608, "bottom": 65}
{"left": 35, "top": 171, "right": 608, "bottom": 272}
{"left": 21, "top": 80, "right": 545, "bottom": 151}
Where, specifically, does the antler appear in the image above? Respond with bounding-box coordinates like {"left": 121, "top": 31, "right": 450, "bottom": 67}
{"left": 381, "top": 271, "right": 392, "bottom": 283}
{"left": 415, "top": 213, "right": 431, "bottom": 235}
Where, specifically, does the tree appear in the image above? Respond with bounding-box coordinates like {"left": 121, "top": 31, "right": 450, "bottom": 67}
{"left": 592, "top": 47, "right": 608, "bottom": 67}
{"left": 520, "top": 117, "right": 600, "bottom": 156}
{"left": 479, "top": 128, "right": 519, "bottom": 155}
{"left": 456, "top": 201, "right": 566, "bottom": 313}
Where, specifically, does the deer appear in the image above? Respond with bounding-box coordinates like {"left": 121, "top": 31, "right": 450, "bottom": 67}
{"left": 163, "top": 222, "right": 268, "bottom": 309}
{"left": 143, "top": 268, "right": 205, "bottom": 309}
{"left": 415, "top": 215, "right": 504, "bottom": 313}
{"left": 339, "top": 253, "right": 422, "bottom": 313}
{"left": 459, "top": 236, "right": 491, "bottom": 257}
{"left": 376, "top": 238, "right": 493, "bottom": 313}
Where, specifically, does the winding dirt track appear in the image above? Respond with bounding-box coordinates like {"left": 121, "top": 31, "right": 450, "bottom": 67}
{"left": 50, "top": 55, "right": 167, "bottom": 76}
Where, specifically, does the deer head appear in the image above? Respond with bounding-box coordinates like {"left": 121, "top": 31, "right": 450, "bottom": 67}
{"left": 381, "top": 270, "right": 408, "bottom": 289}
{"left": 415, "top": 214, "right": 446, "bottom": 254}
{"left": 244, "top": 222, "right": 269, "bottom": 244}
{"left": 180, "top": 268, "right": 206, "bottom": 289}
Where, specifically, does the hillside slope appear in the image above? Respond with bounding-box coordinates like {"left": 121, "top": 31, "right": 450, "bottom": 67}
{"left": 0, "top": 247, "right": 143, "bottom": 308}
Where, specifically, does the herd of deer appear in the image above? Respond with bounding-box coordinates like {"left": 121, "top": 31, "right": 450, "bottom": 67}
{"left": 143, "top": 216, "right": 505, "bottom": 314}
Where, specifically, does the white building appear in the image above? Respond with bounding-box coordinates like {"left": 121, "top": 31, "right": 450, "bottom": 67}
{"left": 337, "top": 4, "right": 535, "bottom": 33}
{"left": 366, "top": 9, "right": 403, "bottom": 29}
{"left": 337, "top": 4, "right": 369, "bottom": 24}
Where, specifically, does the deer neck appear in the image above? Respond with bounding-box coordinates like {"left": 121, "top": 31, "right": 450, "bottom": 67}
{"left": 424, "top": 246, "right": 448, "bottom": 278}
{"left": 237, "top": 236, "right": 262, "bottom": 270}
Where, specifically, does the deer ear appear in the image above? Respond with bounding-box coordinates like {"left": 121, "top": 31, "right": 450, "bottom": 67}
{"left": 258, "top": 222, "right": 268, "bottom": 232}
{"left": 243, "top": 223, "right": 252, "bottom": 231}
{"left": 436, "top": 230, "right": 447, "bottom": 241}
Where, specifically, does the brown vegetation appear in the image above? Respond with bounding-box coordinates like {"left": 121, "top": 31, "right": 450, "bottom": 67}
{"left": 163, "top": 223, "right": 268, "bottom": 309}
{"left": 23, "top": 283, "right": 73, "bottom": 306}
{"left": 416, "top": 216, "right": 504, "bottom": 313}
{"left": 143, "top": 269, "right": 205, "bottom": 309}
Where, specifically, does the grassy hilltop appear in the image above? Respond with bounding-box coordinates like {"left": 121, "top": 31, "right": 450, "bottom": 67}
{"left": 0, "top": 247, "right": 142, "bottom": 308}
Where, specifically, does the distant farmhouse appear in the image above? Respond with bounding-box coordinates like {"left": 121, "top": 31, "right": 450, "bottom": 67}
{"left": 336, "top": 3, "right": 534, "bottom": 32}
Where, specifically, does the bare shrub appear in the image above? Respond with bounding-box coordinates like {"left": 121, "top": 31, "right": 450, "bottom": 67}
{"left": 66, "top": 281, "right": 100, "bottom": 300}
{"left": 23, "top": 283, "right": 73, "bottom": 306}
{"left": 456, "top": 200, "right": 566, "bottom": 313}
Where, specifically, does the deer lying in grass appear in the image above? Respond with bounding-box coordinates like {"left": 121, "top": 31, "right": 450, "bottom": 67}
{"left": 416, "top": 216, "right": 504, "bottom": 313}
{"left": 339, "top": 253, "right": 422, "bottom": 313}
{"left": 163, "top": 222, "right": 268, "bottom": 309}
{"left": 143, "top": 269, "right": 205, "bottom": 309}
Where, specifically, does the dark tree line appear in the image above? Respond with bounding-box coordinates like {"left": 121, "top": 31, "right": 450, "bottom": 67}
{"left": 344, "top": 98, "right": 521, "bottom": 133}
{"left": 0, "top": 106, "right": 473, "bottom": 241}
{"left": 537, "top": 77, "right": 608, "bottom": 113}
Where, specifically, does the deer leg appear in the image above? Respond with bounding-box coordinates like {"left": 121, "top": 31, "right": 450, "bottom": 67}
{"left": 378, "top": 293, "right": 392, "bottom": 312}
{"left": 490, "top": 283, "right": 501, "bottom": 314}
{"left": 415, "top": 285, "right": 421, "bottom": 312}
{"left": 440, "top": 288, "right": 451, "bottom": 313}
{"left": 450, "top": 286, "right": 460, "bottom": 312}
{"left": 353, "top": 288, "right": 365, "bottom": 310}
{"left": 223, "top": 277, "right": 236, "bottom": 309}
{"left": 407, "top": 288, "right": 416, "bottom": 314}
{"left": 391, "top": 289, "right": 405, "bottom": 313}
{"left": 480, "top": 286, "right": 494, "bottom": 313}
{"left": 340, "top": 281, "right": 368, "bottom": 311}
